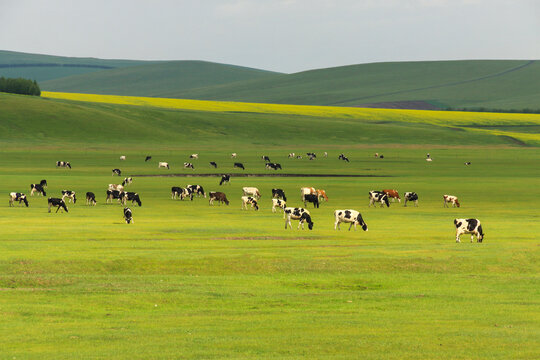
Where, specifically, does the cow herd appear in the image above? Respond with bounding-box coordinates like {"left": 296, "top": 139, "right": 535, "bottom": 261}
{"left": 7, "top": 154, "right": 484, "bottom": 242}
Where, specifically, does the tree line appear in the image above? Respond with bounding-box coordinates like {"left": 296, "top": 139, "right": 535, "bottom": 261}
{"left": 0, "top": 77, "right": 41, "bottom": 96}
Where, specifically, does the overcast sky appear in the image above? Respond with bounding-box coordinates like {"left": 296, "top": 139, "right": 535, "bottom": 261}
{"left": 1, "top": 0, "right": 538, "bottom": 73}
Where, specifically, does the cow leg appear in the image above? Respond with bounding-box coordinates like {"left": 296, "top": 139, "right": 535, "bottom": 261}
{"left": 56, "top": 205, "right": 61, "bottom": 213}
{"left": 348, "top": 223, "right": 353, "bottom": 231}
{"left": 334, "top": 220, "right": 339, "bottom": 230}
{"left": 414, "top": 200, "right": 418, "bottom": 207}
{"left": 456, "top": 231, "right": 461, "bottom": 243}
{"left": 470, "top": 234, "right": 474, "bottom": 243}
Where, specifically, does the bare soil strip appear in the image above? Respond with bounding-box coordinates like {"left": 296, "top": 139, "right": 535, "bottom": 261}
{"left": 133, "top": 173, "right": 391, "bottom": 178}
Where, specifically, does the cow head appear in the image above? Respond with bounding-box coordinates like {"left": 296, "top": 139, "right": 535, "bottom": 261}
{"left": 303, "top": 213, "right": 314, "bottom": 230}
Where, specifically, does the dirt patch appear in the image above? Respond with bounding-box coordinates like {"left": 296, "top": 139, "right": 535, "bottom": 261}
{"left": 133, "top": 173, "right": 392, "bottom": 178}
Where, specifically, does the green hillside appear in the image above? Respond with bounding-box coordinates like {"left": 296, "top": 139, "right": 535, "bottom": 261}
{"left": 41, "top": 61, "right": 281, "bottom": 96}
{"left": 0, "top": 50, "right": 150, "bottom": 82}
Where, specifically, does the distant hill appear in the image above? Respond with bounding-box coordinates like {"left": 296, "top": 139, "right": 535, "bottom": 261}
{"left": 41, "top": 61, "right": 282, "bottom": 97}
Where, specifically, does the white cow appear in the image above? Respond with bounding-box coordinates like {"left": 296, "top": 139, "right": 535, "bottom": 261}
{"left": 158, "top": 162, "right": 170, "bottom": 169}
{"left": 119, "top": 155, "right": 126, "bottom": 160}
{"left": 242, "top": 187, "right": 261, "bottom": 199}
{"left": 108, "top": 184, "right": 124, "bottom": 192}
{"left": 190, "top": 154, "right": 199, "bottom": 159}
{"left": 334, "top": 210, "right": 368, "bottom": 231}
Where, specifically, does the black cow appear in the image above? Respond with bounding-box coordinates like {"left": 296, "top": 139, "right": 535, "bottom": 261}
{"left": 303, "top": 194, "right": 320, "bottom": 208}
{"left": 61, "top": 190, "right": 77, "bottom": 204}
{"left": 210, "top": 161, "right": 218, "bottom": 168}
{"left": 123, "top": 192, "right": 142, "bottom": 206}
{"left": 271, "top": 188, "right": 287, "bottom": 201}
{"left": 262, "top": 155, "right": 271, "bottom": 162}
{"left": 234, "top": 162, "right": 245, "bottom": 170}
{"left": 39, "top": 180, "right": 48, "bottom": 188}
{"left": 112, "top": 168, "right": 122, "bottom": 176}
{"left": 145, "top": 156, "right": 152, "bottom": 162}
{"left": 220, "top": 174, "right": 231, "bottom": 186}
{"left": 9, "top": 192, "right": 29, "bottom": 207}
{"left": 124, "top": 207, "right": 133, "bottom": 224}
{"left": 265, "top": 163, "right": 282, "bottom": 170}
{"left": 30, "top": 183, "right": 46, "bottom": 196}
{"left": 48, "top": 198, "right": 68, "bottom": 213}
{"left": 338, "top": 153, "right": 350, "bottom": 162}
{"left": 56, "top": 161, "right": 71, "bottom": 169}
{"left": 106, "top": 190, "right": 125, "bottom": 204}
{"left": 86, "top": 192, "right": 97, "bottom": 205}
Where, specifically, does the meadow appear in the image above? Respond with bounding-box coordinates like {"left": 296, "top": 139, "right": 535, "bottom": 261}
{"left": 0, "top": 93, "right": 538, "bottom": 359}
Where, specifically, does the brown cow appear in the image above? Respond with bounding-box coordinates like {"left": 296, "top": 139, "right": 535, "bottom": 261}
{"left": 209, "top": 191, "right": 229, "bottom": 205}
{"left": 443, "top": 195, "right": 460, "bottom": 208}
{"left": 383, "top": 189, "right": 401, "bottom": 203}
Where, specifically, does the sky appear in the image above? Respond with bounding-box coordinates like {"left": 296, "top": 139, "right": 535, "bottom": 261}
{"left": 1, "top": 0, "right": 539, "bottom": 73}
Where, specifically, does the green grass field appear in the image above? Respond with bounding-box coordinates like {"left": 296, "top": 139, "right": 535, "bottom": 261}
{"left": 0, "top": 93, "right": 538, "bottom": 358}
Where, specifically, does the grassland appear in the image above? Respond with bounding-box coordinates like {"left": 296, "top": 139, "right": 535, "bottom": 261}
{"left": 0, "top": 93, "right": 538, "bottom": 359}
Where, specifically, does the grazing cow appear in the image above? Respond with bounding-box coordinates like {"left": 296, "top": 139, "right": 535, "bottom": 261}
{"left": 464, "top": 162, "right": 471, "bottom": 166}
{"left": 443, "top": 195, "right": 460, "bottom": 208}
{"left": 383, "top": 189, "right": 401, "bottom": 203}
{"left": 284, "top": 207, "right": 314, "bottom": 230}
{"left": 262, "top": 155, "right": 271, "bottom": 162}
{"left": 301, "top": 187, "right": 317, "bottom": 201}
{"left": 307, "top": 152, "right": 316, "bottom": 158}
{"left": 56, "top": 161, "right": 71, "bottom": 169}
{"left": 112, "top": 168, "right": 122, "bottom": 176}
{"left": 210, "top": 161, "right": 218, "bottom": 168}
{"left": 30, "top": 183, "right": 46, "bottom": 196}
{"left": 338, "top": 153, "right": 350, "bottom": 162}
{"left": 454, "top": 218, "right": 484, "bottom": 243}
{"left": 122, "top": 192, "right": 142, "bottom": 207}
{"left": 219, "top": 174, "right": 231, "bottom": 186}
{"left": 9, "top": 192, "right": 28, "bottom": 207}
{"left": 61, "top": 190, "right": 77, "bottom": 204}
{"left": 241, "top": 196, "right": 259, "bottom": 211}
{"left": 369, "top": 191, "right": 390, "bottom": 207}
{"left": 124, "top": 207, "right": 133, "bottom": 224}
{"left": 108, "top": 184, "right": 124, "bottom": 192}
{"left": 122, "top": 177, "right": 133, "bottom": 186}
{"left": 272, "top": 198, "right": 286, "bottom": 213}
{"left": 209, "top": 191, "right": 229, "bottom": 205}
{"left": 184, "top": 162, "right": 195, "bottom": 170}
{"left": 234, "top": 162, "right": 245, "bottom": 170}
{"left": 426, "top": 158, "right": 433, "bottom": 162}
{"left": 190, "top": 154, "right": 199, "bottom": 159}
{"left": 303, "top": 194, "right": 320, "bottom": 208}
{"left": 316, "top": 189, "right": 329, "bottom": 202}
{"left": 145, "top": 156, "right": 152, "bottom": 162}
{"left": 288, "top": 153, "right": 295, "bottom": 158}
{"left": 171, "top": 187, "right": 193, "bottom": 200}
{"left": 324, "top": 152, "right": 328, "bottom": 158}
{"left": 48, "top": 198, "right": 68, "bottom": 213}
{"left": 296, "top": 155, "right": 302, "bottom": 159}
{"left": 271, "top": 188, "right": 287, "bottom": 201}
{"left": 187, "top": 185, "right": 206, "bottom": 198}
{"left": 403, "top": 192, "right": 419, "bottom": 207}
{"left": 231, "top": 153, "right": 237, "bottom": 158}
{"left": 158, "top": 162, "right": 170, "bottom": 169}
{"left": 39, "top": 179, "right": 48, "bottom": 188}
{"left": 334, "top": 210, "right": 368, "bottom": 231}
{"left": 374, "top": 153, "right": 379, "bottom": 158}
{"left": 120, "top": 155, "right": 126, "bottom": 161}
{"left": 379, "top": 155, "right": 384, "bottom": 159}
{"left": 242, "top": 187, "right": 261, "bottom": 199}
{"left": 86, "top": 192, "right": 97, "bottom": 206}
{"left": 106, "top": 190, "right": 125, "bottom": 204}
{"left": 265, "top": 163, "right": 282, "bottom": 170}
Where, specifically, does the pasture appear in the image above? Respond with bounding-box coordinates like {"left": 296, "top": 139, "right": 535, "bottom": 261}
{"left": 0, "top": 93, "right": 538, "bottom": 358}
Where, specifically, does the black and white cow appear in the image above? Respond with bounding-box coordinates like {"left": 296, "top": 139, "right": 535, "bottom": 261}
{"left": 234, "top": 162, "right": 245, "bottom": 170}
{"left": 190, "top": 154, "right": 199, "bottom": 159}
{"left": 122, "top": 177, "right": 133, "bottom": 186}
{"left": 338, "top": 153, "right": 350, "bottom": 162}
{"left": 158, "top": 162, "right": 170, "bottom": 169}
{"left": 284, "top": 207, "right": 314, "bottom": 230}
{"left": 369, "top": 191, "right": 390, "bottom": 207}
{"left": 184, "top": 162, "right": 195, "bottom": 169}
{"left": 403, "top": 192, "right": 419, "bottom": 207}
{"left": 30, "top": 183, "right": 46, "bottom": 196}
{"left": 122, "top": 192, "right": 142, "bottom": 206}
{"left": 48, "top": 197, "right": 68, "bottom": 213}
{"left": 210, "top": 161, "right": 218, "bottom": 168}
{"left": 145, "top": 156, "right": 152, "bottom": 162}
{"left": 86, "top": 192, "right": 97, "bottom": 205}
{"left": 219, "top": 174, "right": 231, "bottom": 186}
{"left": 241, "top": 196, "right": 259, "bottom": 211}
{"left": 112, "top": 168, "right": 122, "bottom": 176}
{"left": 9, "top": 192, "right": 29, "bottom": 207}
{"left": 464, "top": 162, "right": 471, "bottom": 166}
{"left": 187, "top": 185, "right": 206, "bottom": 198}
{"left": 39, "top": 179, "right": 48, "bottom": 188}
{"left": 454, "top": 218, "right": 484, "bottom": 243}
{"left": 56, "top": 161, "right": 71, "bottom": 169}
{"left": 272, "top": 198, "right": 286, "bottom": 213}
{"left": 61, "top": 190, "right": 77, "bottom": 204}
{"left": 288, "top": 153, "right": 295, "bottom": 158}
{"left": 106, "top": 190, "right": 125, "bottom": 204}
{"left": 334, "top": 210, "right": 368, "bottom": 231}
{"left": 307, "top": 152, "right": 316, "bottom": 159}
{"left": 124, "top": 207, "right": 133, "bottom": 224}
{"left": 171, "top": 186, "right": 193, "bottom": 200}
{"left": 265, "top": 163, "right": 282, "bottom": 170}
{"left": 262, "top": 155, "right": 271, "bottom": 162}
{"left": 271, "top": 188, "right": 287, "bottom": 201}
{"left": 303, "top": 194, "right": 320, "bottom": 208}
